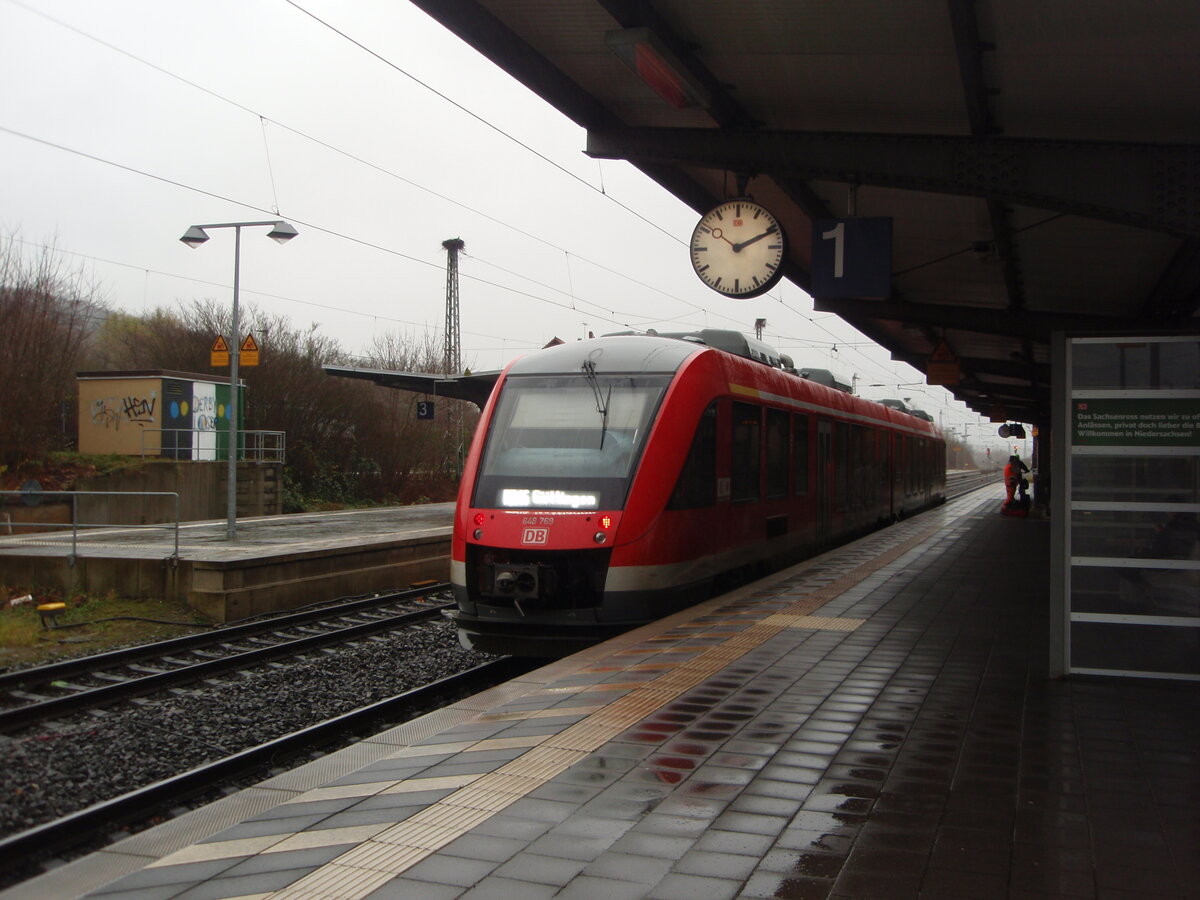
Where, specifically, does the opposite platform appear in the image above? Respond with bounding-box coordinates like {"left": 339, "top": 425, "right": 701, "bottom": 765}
{"left": 6, "top": 490, "right": 1196, "bottom": 899}
{"left": 0, "top": 505, "right": 454, "bottom": 621}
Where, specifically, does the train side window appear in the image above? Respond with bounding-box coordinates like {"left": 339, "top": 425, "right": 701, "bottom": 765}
{"left": 765, "top": 408, "right": 788, "bottom": 499}
{"left": 793, "top": 414, "right": 809, "bottom": 495}
{"left": 667, "top": 403, "right": 717, "bottom": 510}
{"left": 835, "top": 422, "right": 849, "bottom": 510}
{"left": 731, "top": 401, "right": 761, "bottom": 502}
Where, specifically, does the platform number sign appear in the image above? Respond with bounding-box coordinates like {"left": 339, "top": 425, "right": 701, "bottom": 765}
{"left": 417, "top": 400, "right": 435, "bottom": 420}
{"left": 810, "top": 217, "right": 893, "bottom": 299}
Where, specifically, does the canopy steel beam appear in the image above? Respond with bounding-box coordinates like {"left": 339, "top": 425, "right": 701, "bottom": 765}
{"left": 890, "top": 351, "right": 1050, "bottom": 383}
{"left": 1140, "top": 239, "right": 1200, "bottom": 322}
{"left": 586, "top": 127, "right": 1200, "bottom": 237}
{"left": 812, "top": 296, "right": 1141, "bottom": 339}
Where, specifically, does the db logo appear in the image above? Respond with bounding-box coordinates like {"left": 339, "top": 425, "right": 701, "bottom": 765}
{"left": 521, "top": 527, "right": 549, "bottom": 544}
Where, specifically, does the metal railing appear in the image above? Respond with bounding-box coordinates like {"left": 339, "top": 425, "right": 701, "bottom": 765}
{"left": 139, "top": 429, "right": 285, "bottom": 463}
{"left": 0, "top": 490, "right": 180, "bottom": 563}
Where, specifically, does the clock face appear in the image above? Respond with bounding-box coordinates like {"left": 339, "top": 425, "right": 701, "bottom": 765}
{"left": 690, "top": 200, "right": 787, "bottom": 298}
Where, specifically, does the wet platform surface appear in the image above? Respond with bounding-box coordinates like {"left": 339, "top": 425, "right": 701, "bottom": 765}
{"left": 6, "top": 491, "right": 1197, "bottom": 899}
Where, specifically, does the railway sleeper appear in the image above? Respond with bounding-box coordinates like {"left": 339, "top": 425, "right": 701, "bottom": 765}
{"left": 126, "top": 664, "right": 171, "bottom": 675}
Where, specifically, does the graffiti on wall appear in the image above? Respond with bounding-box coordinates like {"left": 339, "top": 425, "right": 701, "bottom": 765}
{"left": 193, "top": 393, "right": 217, "bottom": 432}
{"left": 90, "top": 393, "right": 158, "bottom": 430}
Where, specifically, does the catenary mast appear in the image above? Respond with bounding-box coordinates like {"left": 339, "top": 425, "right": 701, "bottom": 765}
{"left": 442, "top": 238, "right": 464, "bottom": 376}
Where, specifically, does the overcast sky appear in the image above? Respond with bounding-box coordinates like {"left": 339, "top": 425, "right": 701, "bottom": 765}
{"left": 0, "top": 0, "right": 1015, "bottom": 452}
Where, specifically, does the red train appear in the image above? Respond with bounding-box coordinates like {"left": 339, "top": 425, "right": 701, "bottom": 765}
{"left": 449, "top": 329, "right": 945, "bottom": 656}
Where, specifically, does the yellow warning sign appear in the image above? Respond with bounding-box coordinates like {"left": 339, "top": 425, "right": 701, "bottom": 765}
{"left": 211, "top": 335, "right": 230, "bottom": 367}
{"left": 929, "top": 339, "right": 957, "bottom": 363}
{"left": 239, "top": 333, "right": 259, "bottom": 367}
{"left": 926, "top": 339, "right": 960, "bottom": 385}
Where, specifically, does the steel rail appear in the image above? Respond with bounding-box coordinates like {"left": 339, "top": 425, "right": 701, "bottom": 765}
{"left": 945, "top": 470, "right": 1000, "bottom": 500}
{"left": 0, "top": 656, "right": 528, "bottom": 879}
{"left": 0, "top": 599, "right": 455, "bottom": 734}
{"left": 0, "top": 583, "right": 450, "bottom": 692}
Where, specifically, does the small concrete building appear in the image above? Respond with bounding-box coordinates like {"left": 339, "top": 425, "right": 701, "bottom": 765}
{"left": 77, "top": 370, "right": 242, "bottom": 459}
{"left": 71, "top": 370, "right": 282, "bottom": 521}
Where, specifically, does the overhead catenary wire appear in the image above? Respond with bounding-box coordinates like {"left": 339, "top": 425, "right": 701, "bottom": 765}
{"left": 0, "top": 0, "right": 978, "bottom": 410}
{"left": 0, "top": 0, "right": 784, "bottom": 343}
{"left": 0, "top": 122, "right": 785, "bottom": 362}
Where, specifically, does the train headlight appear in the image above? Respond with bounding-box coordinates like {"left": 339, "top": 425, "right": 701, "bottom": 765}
{"left": 600, "top": 515, "right": 612, "bottom": 529}
{"left": 593, "top": 531, "right": 607, "bottom": 544}
{"left": 474, "top": 513, "right": 486, "bottom": 526}
{"left": 495, "top": 570, "right": 516, "bottom": 593}
{"left": 473, "top": 528, "right": 483, "bottom": 540}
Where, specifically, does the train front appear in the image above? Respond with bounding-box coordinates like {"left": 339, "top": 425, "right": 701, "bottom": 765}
{"left": 449, "top": 336, "right": 696, "bottom": 656}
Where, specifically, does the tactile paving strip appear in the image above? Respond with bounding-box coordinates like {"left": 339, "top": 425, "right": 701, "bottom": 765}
{"left": 270, "top": 519, "right": 950, "bottom": 898}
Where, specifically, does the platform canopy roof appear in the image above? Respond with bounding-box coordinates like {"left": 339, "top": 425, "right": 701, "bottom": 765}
{"left": 409, "top": 0, "right": 1200, "bottom": 424}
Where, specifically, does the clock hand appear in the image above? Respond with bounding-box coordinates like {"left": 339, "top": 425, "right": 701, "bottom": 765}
{"left": 732, "top": 225, "right": 778, "bottom": 253}
{"left": 710, "top": 227, "right": 735, "bottom": 246}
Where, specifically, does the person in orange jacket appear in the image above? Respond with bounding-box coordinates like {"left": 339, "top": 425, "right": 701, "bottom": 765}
{"left": 1004, "top": 454, "right": 1029, "bottom": 507}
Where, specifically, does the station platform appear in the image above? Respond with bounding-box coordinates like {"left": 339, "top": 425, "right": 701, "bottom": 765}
{"left": 5, "top": 489, "right": 1196, "bottom": 900}
{"left": 0, "top": 505, "right": 453, "bottom": 621}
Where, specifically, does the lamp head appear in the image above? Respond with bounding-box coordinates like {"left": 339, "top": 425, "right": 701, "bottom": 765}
{"left": 180, "top": 225, "right": 209, "bottom": 248}
{"left": 267, "top": 221, "right": 299, "bottom": 244}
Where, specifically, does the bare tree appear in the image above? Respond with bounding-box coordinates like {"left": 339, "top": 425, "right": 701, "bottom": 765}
{"left": 0, "top": 234, "right": 106, "bottom": 466}
{"left": 85, "top": 300, "right": 470, "bottom": 506}
{"left": 355, "top": 330, "right": 469, "bottom": 500}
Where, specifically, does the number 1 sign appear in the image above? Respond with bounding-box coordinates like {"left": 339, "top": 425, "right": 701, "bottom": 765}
{"left": 810, "top": 217, "right": 893, "bottom": 299}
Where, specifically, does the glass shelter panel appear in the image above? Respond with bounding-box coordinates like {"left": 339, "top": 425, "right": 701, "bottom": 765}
{"left": 1065, "top": 336, "right": 1200, "bottom": 680}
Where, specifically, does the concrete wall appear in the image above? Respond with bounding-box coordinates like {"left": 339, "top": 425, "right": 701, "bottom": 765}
{"left": 0, "top": 553, "right": 186, "bottom": 606}
{"left": 0, "top": 532, "right": 449, "bottom": 624}
{"left": 76, "top": 461, "right": 282, "bottom": 522}
{"left": 3, "top": 462, "right": 282, "bottom": 535}
{"left": 189, "top": 536, "right": 451, "bottom": 622}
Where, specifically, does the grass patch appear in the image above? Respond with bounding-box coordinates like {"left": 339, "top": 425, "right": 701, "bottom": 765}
{"left": 0, "top": 589, "right": 208, "bottom": 670}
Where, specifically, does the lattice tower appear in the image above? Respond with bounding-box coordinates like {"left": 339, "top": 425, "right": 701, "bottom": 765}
{"left": 442, "top": 238, "right": 464, "bottom": 376}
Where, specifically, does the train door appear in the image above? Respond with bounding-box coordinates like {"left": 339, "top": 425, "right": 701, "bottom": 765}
{"left": 885, "top": 431, "right": 896, "bottom": 520}
{"left": 816, "top": 418, "right": 833, "bottom": 545}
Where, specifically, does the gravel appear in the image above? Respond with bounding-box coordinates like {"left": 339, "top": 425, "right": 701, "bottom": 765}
{"left": 0, "top": 619, "right": 493, "bottom": 839}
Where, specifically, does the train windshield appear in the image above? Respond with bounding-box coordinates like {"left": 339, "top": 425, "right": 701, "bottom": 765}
{"left": 473, "top": 374, "right": 670, "bottom": 510}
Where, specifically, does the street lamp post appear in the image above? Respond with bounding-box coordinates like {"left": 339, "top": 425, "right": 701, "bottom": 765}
{"left": 180, "top": 220, "right": 298, "bottom": 539}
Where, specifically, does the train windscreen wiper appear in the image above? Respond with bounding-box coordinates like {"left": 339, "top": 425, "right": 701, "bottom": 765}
{"left": 581, "top": 359, "right": 611, "bottom": 449}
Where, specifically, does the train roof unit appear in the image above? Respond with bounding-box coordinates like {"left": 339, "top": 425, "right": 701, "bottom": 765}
{"left": 325, "top": 329, "right": 939, "bottom": 434}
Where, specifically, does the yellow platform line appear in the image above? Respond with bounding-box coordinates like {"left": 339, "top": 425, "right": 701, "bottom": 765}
{"left": 270, "top": 522, "right": 944, "bottom": 898}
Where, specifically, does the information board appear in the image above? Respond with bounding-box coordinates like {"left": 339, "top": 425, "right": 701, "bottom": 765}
{"left": 1072, "top": 397, "right": 1200, "bottom": 447}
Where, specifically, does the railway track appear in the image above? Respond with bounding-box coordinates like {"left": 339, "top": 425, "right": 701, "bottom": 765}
{"left": 0, "top": 583, "right": 454, "bottom": 734}
{"left": 0, "top": 654, "right": 529, "bottom": 884}
{"left": 0, "top": 477, "right": 1004, "bottom": 884}
{"left": 944, "top": 468, "right": 999, "bottom": 499}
